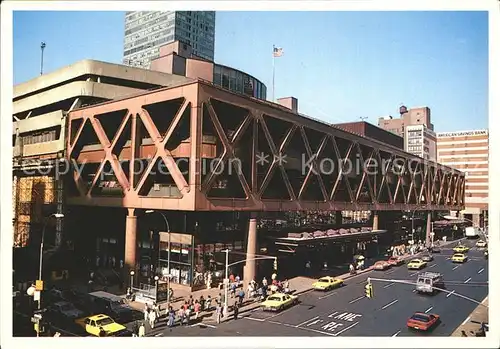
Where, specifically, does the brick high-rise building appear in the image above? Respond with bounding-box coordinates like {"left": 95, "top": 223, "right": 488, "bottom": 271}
{"left": 437, "top": 129, "right": 489, "bottom": 227}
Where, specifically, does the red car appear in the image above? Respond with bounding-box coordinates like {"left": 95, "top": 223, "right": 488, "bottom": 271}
{"left": 407, "top": 312, "right": 440, "bottom": 331}
{"left": 387, "top": 256, "right": 405, "bottom": 266}
{"left": 373, "top": 261, "right": 391, "bottom": 271}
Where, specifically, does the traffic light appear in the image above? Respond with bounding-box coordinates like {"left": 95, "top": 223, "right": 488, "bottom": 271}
{"left": 273, "top": 258, "right": 278, "bottom": 271}
{"left": 365, "top": 283, "right": 374, "bottom": 298}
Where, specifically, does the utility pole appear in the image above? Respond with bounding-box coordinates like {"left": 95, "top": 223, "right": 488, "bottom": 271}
{"left": 40, "top": 42, "right": 46, "bottom": 76}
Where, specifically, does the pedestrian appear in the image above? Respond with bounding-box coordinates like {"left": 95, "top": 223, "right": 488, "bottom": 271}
{"left": 167, "top": 306, "right": 175, "bottom": 328}
{"left": 283, "top": 279, "right": 290, "bottom": 294}
{"left": 99, "top": 327, "right": 107, "bottom": 337}
{"left": 199, "top": 295, "right": 205, "bottom": 310}
{"left": 132, "top": 321, "right": 139, "bottom": 337}
{"left": 194, "top": 300, "right": 201, "bottom": 320}
{"left": 215, "top": 303, "right": 221, "bottom": 324}
{"left": 235, "top": 275, "right": 240, "bottom": 283}
{"left": 233, "top": 301, "right": 239, "bottom": 320}
{"left": 271, "top": 272, "right": 277, "bottom": 281}
{"left": 461, "top": 330, "right": 468, "bottom": 337}
{"left": 238, "top": 289, "right": 245, "bottom": 305}
{"left": 206, "top": 295, "right": 212, "bottom": 310}
{"left": 231, "top": 282, "right": 237, "bottom": 297}
{"left": 120, "top": 259, "right": 124, "bottom": 269}
{"left": 143, "top": 304, "right": 149, "bottom": 322}
{"left": 262, "top": 277, "right": 268, "bottom": 288}
{"left": 184, "top": 306, "right": 191, "bottom": 326}
{"left": 138, "top": 323, "right": 145, "bottom": 337}
{"left": 178, "top": 307, "right": 185, "bottom": 326}
{"left": 149, "top": 309, "right": 156, "bottom": 329}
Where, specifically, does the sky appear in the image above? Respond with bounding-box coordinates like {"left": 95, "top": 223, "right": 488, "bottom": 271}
{"left": 12, "top": 10, "right": 488, "bottom": 133}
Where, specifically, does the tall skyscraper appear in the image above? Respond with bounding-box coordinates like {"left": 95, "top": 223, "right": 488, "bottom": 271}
{"left": 123, "top": 11, "right": 215, "bottom": 68}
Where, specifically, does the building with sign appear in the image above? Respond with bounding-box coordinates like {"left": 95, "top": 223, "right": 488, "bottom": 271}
{"left": 437, "top": 129, "right": 489, "bottom": 227}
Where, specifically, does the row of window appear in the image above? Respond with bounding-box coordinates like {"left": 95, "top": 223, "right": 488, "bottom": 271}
{"left": 213, "top": 65, "right": 267, "bottom": 100}
{"left": 124, "top": 20, "right": 175, "bottom": 44}
{"left": 125, "top": 11, "right": 175, "bottom": 33}
{"left": 21, "top": 130, "right": 58, "bottom": 145}
{"left": 125, "top": 13, "right": 173, "bottom": 36}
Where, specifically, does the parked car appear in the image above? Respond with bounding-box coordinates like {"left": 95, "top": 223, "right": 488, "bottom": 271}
{"left": 373, "top": 261, "right": 391, "bottom": 271}
{"left": 49, "top": 301, "right": 85, "bottom": 319}
{"left": 387, "top": 256, "right": 405, "bottom": 266}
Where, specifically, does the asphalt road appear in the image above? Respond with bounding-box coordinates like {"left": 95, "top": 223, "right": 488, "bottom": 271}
{"left": 150, "top": 239, "right": 488, "bottom": 337}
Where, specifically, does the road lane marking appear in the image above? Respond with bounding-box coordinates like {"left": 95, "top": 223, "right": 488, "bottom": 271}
{"left": 425, "top": 306, "right": 433, "bottom": 313}
{"left": 429, "top": 263, "right": 437, "bottom": 268}
{"left": 319, "top": 292, "right": 337, "bottom": 300}
{"left": 276, "top": 320, "right": 337, "bottom": 336}
{"left": 385, "top": 269, "right": 396, "bottom": 275}
{"left": 464, "top": 277, "right": 471, "bottom": 284}
{"left": 392, "top": 330, "right": 401, "bottom": 337}
{"left": 264, "top": 304, "right": 299, "bottom": 319}
{"left": 446, "top": 290, "right": 455, "bottom": 298}
{"left": 245, "top": 316, "right": 266, "bottom": 322}
{"left": 478, "top": 268, "right": 484, "bottom": 274}
{"left": 295, "top": 316, "right": 319, "bottom": 328}
{"left": 461, "top": 316, "right": 471, "bottom": 326}
{"left": 412, "top": 289, "right": 417, "bottom": 293}
{"left": 333, "top": 321, "right": 360, "bottom": 336}
{"left": 349, "top": 296, "right": 365, "bottom": 304}
{"left": 155, "top": 333, "right": 163, "bottom": 336}
{"left": 452, "top": 265, "right": 459, "bottom": 270}
{"left": 383, "top": 282, "right": 395, "bottom": 289}
{"left": 381, "top": 299, "right": 398, "bottom": 310}
{"left": 410, "top": 272, "right": 419, "bottom": 276}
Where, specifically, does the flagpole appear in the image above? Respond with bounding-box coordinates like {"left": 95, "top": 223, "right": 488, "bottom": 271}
{"left": 272, "top": 44, "right": 276, "bottom": 102}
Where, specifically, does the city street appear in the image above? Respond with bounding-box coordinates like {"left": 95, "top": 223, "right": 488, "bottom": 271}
{"left": 149, "top": 239, "right": 487, "bottom": 337}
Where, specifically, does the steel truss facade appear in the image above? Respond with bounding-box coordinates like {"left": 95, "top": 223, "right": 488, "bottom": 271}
{"left": 67, "top": 80, "right": 465, "bottom": 212}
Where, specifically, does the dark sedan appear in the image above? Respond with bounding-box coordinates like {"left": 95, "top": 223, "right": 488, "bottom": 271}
{"left": 421, "top": 254, "right": 434, "bottom": 262}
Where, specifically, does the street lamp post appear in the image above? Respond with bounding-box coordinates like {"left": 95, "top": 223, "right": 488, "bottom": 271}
{"left": 410, "top": 206, "right": 427, "bottom": 244}
{"left": 223, "top": 248, "right": 229, "bottom": 318}
{"left": 40, "top": 42, "right": 46, "bottom": 76}
{"left": 145, "top": 210, "right": 171, "bottom": 278}
{"left": 154, "top": 275, "right": 159, "bottom": 303}
{"left": 38, "top": 213, "right": 64, "bottom": 309}
{"left": 130, "top": 270, "right": 135, "bottom": 287}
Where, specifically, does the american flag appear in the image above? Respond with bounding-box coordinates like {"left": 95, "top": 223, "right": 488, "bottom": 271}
{"left": 273, "top": 46, "right": 283, "bottom": 57}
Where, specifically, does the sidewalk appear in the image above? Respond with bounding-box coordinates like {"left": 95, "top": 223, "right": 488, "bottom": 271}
{"left": 451, "top": 297, "right": 488, "bottom": 337}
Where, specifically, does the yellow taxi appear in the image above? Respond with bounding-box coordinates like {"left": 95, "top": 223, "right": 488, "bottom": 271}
{"left": 451, "top": 253, "right": 468, "bottom": 263}
{"left": 261, "top": 292, "right": 299, "bottom": 312}
{"left": 312, "top": 277, "right": 344, "bottom": 291}
{"left": 76, "top": 314, "right": 127, "bottom": 337}
{"left": 453, "top": 245, "right": 470, "bottom": 253}
{"left": 407, "top": 259, "right": 427, "bottom": 270}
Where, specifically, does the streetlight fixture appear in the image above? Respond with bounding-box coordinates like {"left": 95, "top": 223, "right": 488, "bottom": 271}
{"left": 38, "top": 213, "right": 64, "bottom": 308}
{"left": 145, "top": 210, "right": 171, "bottom": 279}
{"left": 130, "top": 270, "right": 135, "bottom": 287}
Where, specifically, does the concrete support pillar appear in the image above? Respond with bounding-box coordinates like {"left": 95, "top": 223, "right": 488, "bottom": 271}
{"left": 243, "top": 215, "right": 258, "bottom": 287}
{"left": 372, "top": 212, "right": 379, "bottom": 231}
{"left": 125, "top": 208, "right": 137, "bottom": 284}
{"left": 426, "top": 212, "right": 432, "bottom": 247}
{"left": 335, "top": 211, "right": 343, "bottom": 226}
